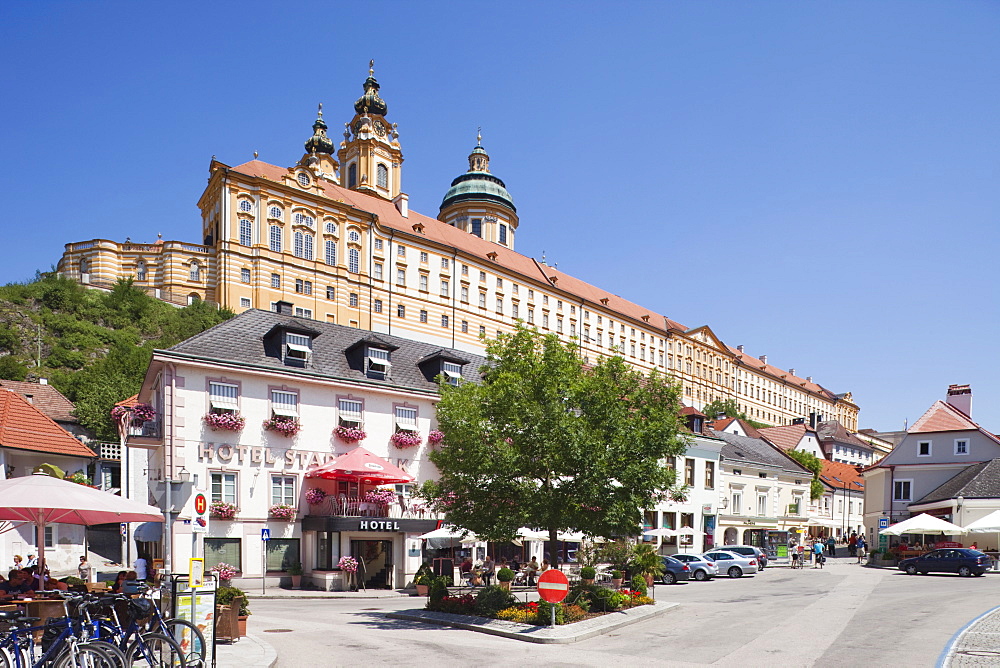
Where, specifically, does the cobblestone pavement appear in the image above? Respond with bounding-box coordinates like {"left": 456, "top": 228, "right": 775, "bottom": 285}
{"left": 939, "top": 604, "right": 1000, "bottom": 667}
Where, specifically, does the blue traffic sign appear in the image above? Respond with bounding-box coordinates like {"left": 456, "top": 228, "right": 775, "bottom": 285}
{"left": 879, "top": 518, "right": 889, "bottom": 529}
{"left": 261, "top": 528, "right": 271, "bottom": 541}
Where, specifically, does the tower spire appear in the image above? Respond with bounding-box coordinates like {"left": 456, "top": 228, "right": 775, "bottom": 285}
{"left": 304, "top": 102, "right": 334, "bottom": 155}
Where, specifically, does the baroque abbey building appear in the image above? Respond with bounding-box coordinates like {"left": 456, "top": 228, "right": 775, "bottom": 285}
{"left": 57, "top": 64, "right": 859, "bottom": 430}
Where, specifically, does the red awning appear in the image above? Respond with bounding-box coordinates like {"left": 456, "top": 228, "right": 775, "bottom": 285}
{"left": 305, "top": 447, "right": 415, "bottom": 485}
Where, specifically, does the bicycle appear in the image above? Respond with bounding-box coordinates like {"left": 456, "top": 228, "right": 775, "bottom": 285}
{"left": 0, "top": 607, "right": 123, "bottom": 668}
{"left": 79, "top": 594, "right": 186, "bottom": 668}
{"left": 135, "top": 584, "right": 206, "bottom": 668}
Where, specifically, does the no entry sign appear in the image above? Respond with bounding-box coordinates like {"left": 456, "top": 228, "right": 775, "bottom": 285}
{"left": 537, "top": 569, "right": 570, "bottom": 603}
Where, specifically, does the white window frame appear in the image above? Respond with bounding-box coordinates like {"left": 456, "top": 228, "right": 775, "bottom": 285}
{"left": 271, "top": 475, "right": 296, "bottom": 506}
{"left": 917, "top": 440, "right": 932, "bottom": 457}
{"left": 239, "top": 219, "right": 253, "bottom": 246}
{"left": 955, "top": 438, "right": 969, "bottom": 456}
{"left": 325, "top": 240, "right": 337, "bottom": 266}
{"left": 349, "top": 248, "right": 360, "bottom": 273}
{"left": 442, "top": 361, "right": 462, "bottom": 386}
{"left": 367, "top": 347, "right": 391, "bottom": 377}
{"left": 338, "top": 398, "right": 363, "bottom": 428}
{"left": 270, "top": 390, "right": 299, "bottom": 417}
{"left": 756, "top": 493, "right": 768, "bottom": 517}
{"left": 893, "top": 479, "right": 913, "bottom": 502}
{"left": 211, "top": 471, "right": 238, "bottom": 505}
{"left": 394, "top": 406, "right": 418, "bottom": 432}
{"left": 209, "top": 382, "right": 240, "bottom": 412}
{"left": 285, "top": 333, "right": 312, "bottom": 362}
{"left": 731, "top": 492, "right": 742, "bottom": 515}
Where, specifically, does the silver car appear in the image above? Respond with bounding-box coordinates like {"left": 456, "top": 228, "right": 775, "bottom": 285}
{"left": 703, "top": 549, "right": 760, "bottom": 578}
{"left": 670, "top": 553, "right": 719, "bottom": 581}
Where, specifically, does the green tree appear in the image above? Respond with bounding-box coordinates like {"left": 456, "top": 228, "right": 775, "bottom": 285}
{"left": 420, "top": 324, "right": 689, "bottom": 563}
{"left": 784, "top": 448, "right": 825, "bottom": 500}
{"left": 701, "top": 398, "right": 768, "bottom": 430}
{"left": 0, "top": 356, "right": 28, "bottom": 381}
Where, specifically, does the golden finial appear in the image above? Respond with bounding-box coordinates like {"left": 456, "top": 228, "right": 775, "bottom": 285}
{"left": 253, "top": 151, "right": 258, "bottom": 158}
{"left": 317, "top": 102, "right": 323, "bottom": 118}
{"left": 477, "top": 127, "right": 482, "bottom": 146}
{"left": 369, "top": 59, "right": 375, "bottom": 77}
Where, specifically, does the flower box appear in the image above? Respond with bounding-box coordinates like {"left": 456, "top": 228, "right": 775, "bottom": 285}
{"left": 305, "top": 488, "right": 327, "bottom": 505}
{"left": 269, "top": 504, "right": 296, "bottom": 521}
{"left": 264, "top": 416, "right": 300, "bottom": 437}
{"left": 210, "top": 501, "right": 238, "bottom": 520}
{"left": 334, "top": 425, "right": 367, "bottom": 443}
{"left": 204, "top": 411, "right": 246, "bottom": 432}
{"left": 390, "top": 431, "right": 422, "bottom": 448}
{"left": 363, "top": 489, "right": 396, "bottom": 506}
{"left": 427, "top": 430, "right": 445, "bottom": 445}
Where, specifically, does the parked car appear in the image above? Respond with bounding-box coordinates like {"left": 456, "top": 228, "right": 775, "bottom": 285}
{"left": 659, "top": 555, "right": 692, "bottom": 584}
{"left": 899, "top": 549, "right": 992, "bottom": 577}
{"left": 670, "top": 553, "right": 718, "bottom": 581}
{"left": 722, "top": 545, "right": 768, "bottom": 568}
{"left": 703, "top": 550, "right": 759, "bottom": 578}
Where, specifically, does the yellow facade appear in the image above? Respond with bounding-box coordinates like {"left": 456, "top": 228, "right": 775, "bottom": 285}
{"left": 56, "top": 66, "right": 859, "bottom": 431}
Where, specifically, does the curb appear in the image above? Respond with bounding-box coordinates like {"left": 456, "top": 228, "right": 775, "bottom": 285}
{"left": 936, "top": 603, "right": 1000, "bottom": 668}
{"left": 385, "top": 600, "right": 678, "bottom": 644}
{"left": 246, "top": 592, "right": 410, "bottom": 599}
{"left": 250, "top": 632, "right": 279, "bottom": 668}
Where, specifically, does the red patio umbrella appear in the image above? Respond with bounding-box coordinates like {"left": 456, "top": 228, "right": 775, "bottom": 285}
{"left": 305, "top": 447, "right": 415, "bottom": 485}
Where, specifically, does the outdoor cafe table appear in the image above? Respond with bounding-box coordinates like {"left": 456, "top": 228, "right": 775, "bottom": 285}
{"left": 13, "top": 597, "right": 67, "bottom": 641}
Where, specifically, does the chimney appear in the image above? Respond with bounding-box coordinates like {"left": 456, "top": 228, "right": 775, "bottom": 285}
{"left": 737, "top": 345, "right": 745, "bottom": 353}
{"left": 789, "top": 369, "right": 795, "bottom": 377}
{"left": 809, "top": 412, "right": 816, "bottom": 428}
{"left": 759, "top": 355, "right": 767, "bottom": 364}
{"left": 806, "top": 376, "right": 813, "bottom": 383}
{"left": 393, "top": 192, "right": 409, "bottom": 218}
{"left": 25, "top": 394, "right": 33, "bottom": 404}
{"left": 275, "top": 300, "right": 294, "bottom": 316}
{"left": 946, "top": 384, "right": 972, "bottom": 417}
{"left": 39, "top": 378, "right": 48, "bottom": 385}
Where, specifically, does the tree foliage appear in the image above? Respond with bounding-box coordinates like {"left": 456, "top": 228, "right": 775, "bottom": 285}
{"left": 420, "top": 324, "right": 689, "bottom": 558}
{"left": 783, "top": 448, "right": 825, "bottom": 500}
{"left": 700, "top": 398, "right": 768, "bottom": 430}
{"left": 0, "top": 273, "right": 233, "bottom": 440}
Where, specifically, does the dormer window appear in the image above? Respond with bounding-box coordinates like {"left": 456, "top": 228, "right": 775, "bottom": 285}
{"left": 285, "top": 333, "right": 312, "bottom": 365}
{"left": 270, "top": 390, "right": 298, "bottom": 417}
{"left": 442, "top": 361, "right": 463, "bottom": 386}
{"left": 367, "top": 347, "right": 391, "bottom": 379}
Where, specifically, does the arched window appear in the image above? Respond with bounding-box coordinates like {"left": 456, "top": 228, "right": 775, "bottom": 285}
{"left": 268, "top": 206, "right": 283, "bottom": 220}
{"left": 136, "top": 261, "right": 146, "bottom": 281}
{"left": 294, "top": 231, "right": 304, "bottom": 258}
{"left": 239, "top": 219, "right": 252, "bottom": 246}
{"left": 348, "top": 164, "right": 357, "bottom": 189}
{"left": 189, "top": 261, "right": 201, "bottom": 282}
{"left": 348, "top": 248, "right": 360, "bottom": 273}
{"left": 348, "top": 230, "right": 360, "bottom": 243}
{"left": 325, "top": 222, "right": 337, "bottom": 235}
{"left": 269, "top": 225, "right": 282, "bottom": 253}
{"left": 325, "top": 240, "right": 337, "bottom": 266}
{"left": 376, "top": 163, "right": 388, "bottom": 189}
{"left": 239, "top": 199, "right": 253, "bottom": 213}
{"left": 303, "top": 234, "right": 314, "bottom": 261}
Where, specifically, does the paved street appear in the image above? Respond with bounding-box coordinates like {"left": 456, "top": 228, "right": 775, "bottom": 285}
{"left": 246, "top": 558, "right": 1000, "bottom": 667}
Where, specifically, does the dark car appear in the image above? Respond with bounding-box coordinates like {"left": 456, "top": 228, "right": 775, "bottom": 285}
{"left": 723, "top": 545, "right": 768, "bottom": 568}
{"left": 659, "top": 555, "right": 692, "bottom": 584}
{"left": 899, "top": 549, "right": 992, "bottom": 577}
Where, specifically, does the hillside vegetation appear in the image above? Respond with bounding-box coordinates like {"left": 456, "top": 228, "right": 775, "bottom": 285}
{"left": 0, "top": 274, "right": 233, "bottom": 440}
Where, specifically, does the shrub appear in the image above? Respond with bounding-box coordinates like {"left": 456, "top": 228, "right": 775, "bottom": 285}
{"left": 564, "top": 604, "right": 588, "bottom": 623}
{"left": 473, "top": 585, "right": 516, "bottom": 617}
{"left": 62, "top": 576, "right": 85, "bottom": 586}
{"left": 414, "top": 563, "right": 433, "bottom": 587}
{"left": 611, "top": 570, "right": 623, "bottom": 579}
{"left": 216, "top": 585, "right": 250, "bottom": 616}
{"left": 580, "top": 566, "right": 596, "bottom": 580}
{"left": 630, "top": 574, "right": 648, "bottom": 596}
{"left": 435, "top": 594, "right": 476, "bottom": 615}
{"left": 535, "top": 600, "right": 565, "bottom": 625}
{"left": 428, "top": 576, "right": 449, "bottom": 607}
{"left": 496, "top": 567, "right": 515, "bottom": 583}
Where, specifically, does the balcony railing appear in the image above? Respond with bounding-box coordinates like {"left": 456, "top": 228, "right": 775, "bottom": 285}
{"left": 128, "top": 421, "right": 161, "bottom": 439}
{"left": 305, "top": 495, "right": 440, "bottom": 520}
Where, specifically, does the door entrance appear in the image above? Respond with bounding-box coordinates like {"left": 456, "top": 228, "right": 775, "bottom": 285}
{"left": 350, "top": 540, "right": 394, "bottom": 589}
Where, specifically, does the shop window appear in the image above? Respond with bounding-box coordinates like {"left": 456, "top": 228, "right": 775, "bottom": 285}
{"left": 205, "top": 538, "right": 241, "bottom": 572}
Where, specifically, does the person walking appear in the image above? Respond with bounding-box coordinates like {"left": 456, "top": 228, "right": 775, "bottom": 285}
{"left": 856, "top": 536, "right": 867, "bottom": 564}
{"left": 826, "top": 536, "right": 836, "bottom": 558}
{"left": 848, "top": 532, "right": 858, "bottom": 558}
{"left": 813, "top": 540, "right": 825, "bottom": 568}
{"left": 77, "top": 556, "right": 92, "bottom": 582}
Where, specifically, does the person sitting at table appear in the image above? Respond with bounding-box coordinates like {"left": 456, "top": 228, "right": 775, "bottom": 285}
{"left": 110, "top": 571, "right": 128, "bottom": 593}
{"left": 0, "top": 570, "right": 34, "bottom": 597}
{"left": 526, "top": 557, "right": 539, "bottom": 586}
{"left": 481, "top": 556, "right": 496, "bottom": 587}
{"left": 29, "top": 567, "right": 68, "bottom": 592}
{"left": 541, "top": 559, "right": 550, "bottom": 572}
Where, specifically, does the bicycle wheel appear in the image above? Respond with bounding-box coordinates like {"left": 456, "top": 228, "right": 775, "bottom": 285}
{"left": 53, "top": 644, "right": 119, "bottom": 668}
{"left": 82, "top": 641, "right": 129, "bottom": 668}
{"left": 159, "top": 619, "right": 206, "bottom": 668}
{"left": 126, "top": 632, "right": 186, "bottom": 668}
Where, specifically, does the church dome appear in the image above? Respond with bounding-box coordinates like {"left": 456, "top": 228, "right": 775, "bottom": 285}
{"left": 304, "top": 105, "right": 334, "bottom": 155}
{"left": 439, "top": 142, "right": 516, "bottom": 213}
{"left": 354, "top": 75, "right": 388, "bottom": 117}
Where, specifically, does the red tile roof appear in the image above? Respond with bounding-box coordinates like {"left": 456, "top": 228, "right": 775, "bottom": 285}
{"left": 115, "top": 395, "right": 140, "bottom": 408}
{"left": 707, "top": 417, "right": 764, "bottom": 440}
{"left": 819, "top": 460, "right": 864, "bottom": 491}
{"left": 0, "top": 390, "right": 96, "bottom": 458}
{"left": 758, "top": 424, "right": 814, "bottom": 451}
{"left": 0, "top": 381, "right": 77, "bottom": 423}
{"left": 907, "top": 400, "right": 1000, "bottom": 446}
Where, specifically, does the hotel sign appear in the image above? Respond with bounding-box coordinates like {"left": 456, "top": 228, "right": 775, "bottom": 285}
{"left": 359, "top": 520, "right": 401, "bottom": 531}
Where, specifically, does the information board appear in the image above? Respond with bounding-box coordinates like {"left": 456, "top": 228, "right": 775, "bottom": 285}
{"left": 172, "top": 575, "right": 216, "bottom": 667}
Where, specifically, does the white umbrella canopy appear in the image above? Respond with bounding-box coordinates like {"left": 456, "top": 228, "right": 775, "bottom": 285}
{"left": 418, "top": 525, "right": 474, "bottom": 540}
{"left": 515, "top": 527, "right": 549, "bottom": 540}
{"left": 643, "top": 528, "right": 678, "bottom": 537}
{"left": 880, "top": 513, "right": 967, "bottom": 536}
{"left": 0, "top": 473, "right": 164, "bottom": 590}
{"left": 964, "top": 510, "right": 1000, "bottom": 533}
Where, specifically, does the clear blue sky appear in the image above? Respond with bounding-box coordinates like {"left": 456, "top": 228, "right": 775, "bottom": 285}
{"left": 2, "top": 1, "right": 998, "bottom": 433}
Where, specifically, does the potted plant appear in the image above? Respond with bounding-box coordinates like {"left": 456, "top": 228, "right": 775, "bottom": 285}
{"left": 389, "top": 430, "right": 422, "bottom": 448}
{"left": 580, "top": 566, "right": 596, "bottom": 585}
{"left": 334, "top": 425, "right": 367, "bottom": 444}
{"left": 211, "top": 562, "right": 239, "bottom": 587}
{"left": 611, "top": 570, "right": 623, "bottom": 588}
{"left": 210, "top": 501, "right": 238, "bottom": 520}
{"left": 630, "top": 543, "right": 665, "bottom": 586}
{"left": 263, "top": 415, "right": 300, "bottom": 437}
{"left": 496, "top": 567, "right": 515, "bottom": 591}
{"left": 288, "top": 562, "right": 303, "bottom": 589}
{"left": 305, "top": 488, "right": 327, "bottom": 505}
{"left": 217, "top": 585, "right": 250, "bottom": 637}
{"left": 339, "top": 556, "right": 359, "bottom": 591}
{"left": 269, "top": 504, "right": 297, "bottom": 521}
{"left": 427, "top": 429, "right": 445, "bottom": 445}
{"left": 414, "top": 564, "right": 433, "bottom": 596}
{"left": 204, "top": 411, "right": 246, "bottom": 432}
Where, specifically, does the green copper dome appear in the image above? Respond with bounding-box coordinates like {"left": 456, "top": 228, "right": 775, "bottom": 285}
{"left": 354, "top": 76, "right": 388, "bottom": 117}
{"left": 440, "top": 143, "right": 515, "bottom": 213}
{"left": 304, "top": 105, "right": 335, "bottom": 155}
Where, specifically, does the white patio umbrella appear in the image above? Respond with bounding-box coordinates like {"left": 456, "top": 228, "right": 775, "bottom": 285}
{"left": 880, "top": 513, "right": 967, "bottom": 536}
{"left": 418, "top": 525, "right": 474, "bottom": 540}
{"left": 963, "top": 511, "right": 1000, "bottom": 553}
{"left": 0, "top": 473, "right": 164, "bottom": 590}
{"left": 643, "top": 528, "right": 678, "bottom": 537}
{"left": 515, "top": 527, "right": 549, "bottom": 540}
